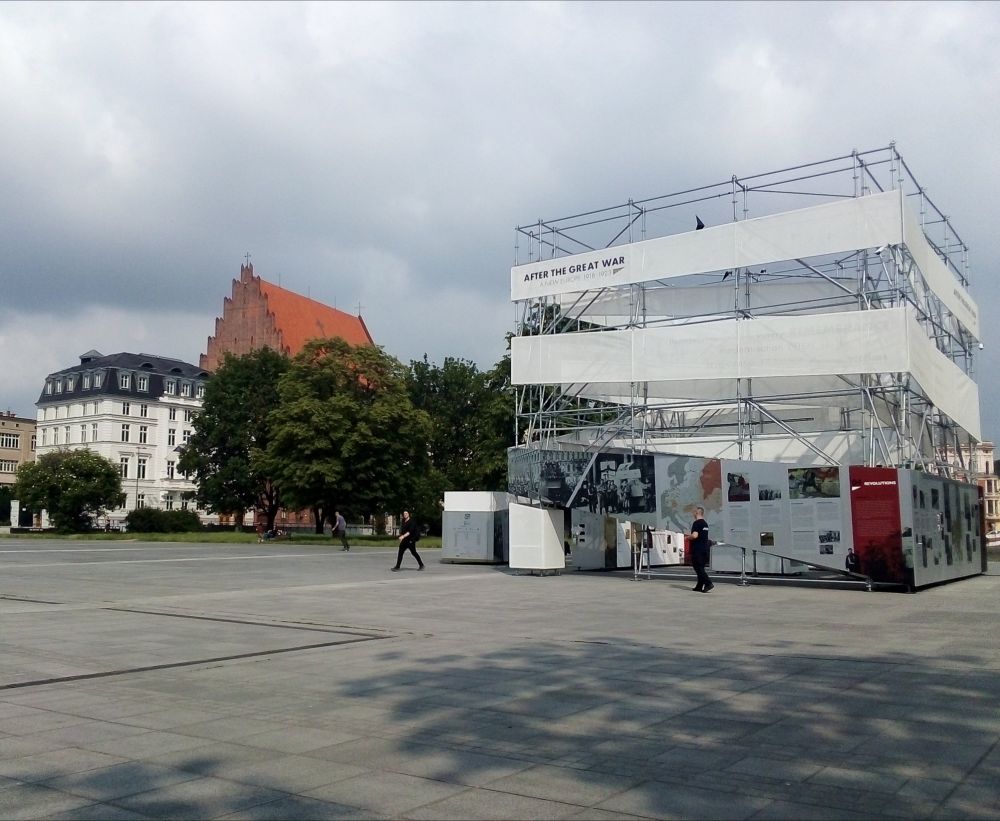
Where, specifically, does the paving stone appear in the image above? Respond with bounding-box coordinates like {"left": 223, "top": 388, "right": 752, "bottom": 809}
{"left": 110, "top": 775, "right": 288, "bottom": 818}
{"left": 807, "top": 765, "right": 909, "bottom": 794}
{"left": 483, "top": 763, "right": 640, "bottom": 806}
{"left": 44, "top": 801, "right": 153, "bottom": 820}
{"left": 39, "top": 760, "right": 200, "bottom": 801}
{"left": 304, "top": 770, "right": 469, "bottom": 816}
{"left": 215, "top": 794, "right": 368, "bottom": 820}
{"left": 214, "top": 754, "right": 368, "bottom": 792}
{"left": 402, "top": 786, "right": 582, "bottom": 820}
{"left": 749, "top": 799, "right": 880, "bottom": 820}
{"left": 0, "top": 748, "right": 128, "bottom": 783}
{"left": 726, "top": 755, "right": 825, "bottom": 782}
{"left": 0, "top": 783, "right": 95, "bottom": 820}
{"left": 595, "top": 780, "right": 772, "bottom": 819}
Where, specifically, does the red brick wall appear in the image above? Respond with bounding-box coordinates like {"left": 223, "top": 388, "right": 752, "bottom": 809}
{"left": 201, "top": 264, "right": 288, "bottom": 372}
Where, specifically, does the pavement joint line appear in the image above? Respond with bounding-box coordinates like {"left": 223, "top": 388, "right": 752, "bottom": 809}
{"left": 4, "top": 553, "right": 333, "bottom": 568}
{"left": 0, "top": 634, "right": 390, "bottom": 691}
{"left": 936, "top": 732, "right": 1000, "bottom": 806}
{"left": 0, "top": 594, "right": 63, "bottom": 604}
{"left": 100, "top": 606, "right": 390, "bottom": 638}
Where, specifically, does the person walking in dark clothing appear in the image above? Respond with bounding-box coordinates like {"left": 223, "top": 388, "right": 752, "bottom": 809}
{"left": 391, "top": 510, "right": 424, "bottom": 571}
{"left": 333, "top": 510, "right": 349, "bottom": 551}
{"left": 690, "top": 506, "right": 714, "bottom": 592}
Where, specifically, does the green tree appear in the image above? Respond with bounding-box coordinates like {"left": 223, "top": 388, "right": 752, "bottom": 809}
{"left": 14, "top": 449, "right": 124, "bottom": 532}
{"left": 265, "top": 338, "right": 433, "bottom": 533}
{"left": 0, "top": 484, "right": 12, "bottom": 525}
{"left": 406, "top": 354, "right": 513, "bottom": 527}
{"left": 178, "top": 348, "right": 289, "bottom": 530}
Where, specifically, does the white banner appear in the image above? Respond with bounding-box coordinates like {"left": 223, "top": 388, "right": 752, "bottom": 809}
{"left": 512, "top": 306, "right": 981, "bottom": 439}
{"left": 513, "top": 190, "right": 980, "bottom": 341}
{"left": 512, "top": 191, "right": 904, "bottom": 300}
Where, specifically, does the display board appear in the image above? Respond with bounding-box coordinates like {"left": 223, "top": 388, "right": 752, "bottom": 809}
{"left": 509, "top": 445, "right": 983, "bottom": 588}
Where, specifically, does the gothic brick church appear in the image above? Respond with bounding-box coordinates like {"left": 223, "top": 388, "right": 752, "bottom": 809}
{"left": 201, "top": 262, "right": 372, "bottom": 371}
{"left": 202, "top": 261, "right": 374, "bottom": 531}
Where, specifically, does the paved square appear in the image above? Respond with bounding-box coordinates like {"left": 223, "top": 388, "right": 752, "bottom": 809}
{"left": 1, "top": 539, "right": 999, "bottom": 819}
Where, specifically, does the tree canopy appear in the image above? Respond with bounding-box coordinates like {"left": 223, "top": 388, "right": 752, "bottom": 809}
{"left": 407, "top": 354, "right": 512, "bottom": 492}
{"left": 264, "top": 338, "right": 434, "bottom": 531}
{"left": 15, "top": 449, "right": 124, "bottom": 532}
{"left": 178, "top": 347, "right": 289, "bottom": 529}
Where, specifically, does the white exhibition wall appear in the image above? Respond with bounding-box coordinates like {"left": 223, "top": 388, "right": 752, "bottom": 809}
{"left": 508, "top": 446, "right": 984, "bottom": 588}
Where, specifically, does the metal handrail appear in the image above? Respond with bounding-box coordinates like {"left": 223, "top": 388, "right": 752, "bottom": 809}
{"left": 632, "top": 540, "right": 873, "bottom": 591}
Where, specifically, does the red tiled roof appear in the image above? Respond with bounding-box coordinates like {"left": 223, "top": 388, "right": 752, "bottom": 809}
{"left": 259, "top": 280, "right": 373, "bottom": 354}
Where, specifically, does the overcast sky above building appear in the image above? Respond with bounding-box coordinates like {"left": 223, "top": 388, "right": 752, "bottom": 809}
{"left": 2, "top": 1, "right": 998, "bottom": 440}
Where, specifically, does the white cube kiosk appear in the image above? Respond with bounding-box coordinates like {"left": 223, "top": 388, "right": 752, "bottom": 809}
{"left": 509, "top": 503, "right": 565, "bottom": 573}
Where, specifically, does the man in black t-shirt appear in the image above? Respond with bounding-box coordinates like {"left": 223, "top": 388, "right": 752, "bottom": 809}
{"left": 690, "top": 507, "right": 714, "bottom": 592}
{"left": 391, "top": 510, "right": 425, "bottom": 571}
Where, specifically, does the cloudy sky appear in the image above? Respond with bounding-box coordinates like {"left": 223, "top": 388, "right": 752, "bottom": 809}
{"left": 2, "top": 1, "right": 999, "bottom": 439}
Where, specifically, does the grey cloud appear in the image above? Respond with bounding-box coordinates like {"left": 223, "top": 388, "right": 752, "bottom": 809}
{"left": 1, "top": 1, "right": 999, "bottom": 439}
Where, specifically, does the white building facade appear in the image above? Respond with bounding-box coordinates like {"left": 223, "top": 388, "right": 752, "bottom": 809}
{"left": 35, "top": 350, "right": 217, "bottom": 527}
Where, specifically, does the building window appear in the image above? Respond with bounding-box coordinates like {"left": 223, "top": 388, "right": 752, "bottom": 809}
{"left": 0, "top": 460, "right": 17, "bottom": 473}
{"left": 196, "top": 384, "right": 205, "bottom": 398}
{"left": 64, "top": 425, "right": 71, "bottom": 444}
{"left": 181, "top": 499, "right": 189, "bottom": 511}
{"left": 167, "top": 429, "right": 176, "bottom": 446}
{"left": 137, "top": 375, "right": 148, "bottom": 392}
{"left": 166, "top": 460, "right": 175, "bottom": 479}
{"left": 139, "top": 404, "right": 148, "bottom": 418}
{"left": 54, "top": 428, "right": 61, "bottom": 445}
{"left": 83, "top": 373, "right": 91, "bottom": 390}
{"left": 119, "top": 457, "right": 129, "bottom": 479}
{"left": 0, "top": 433, "right": 19, "bottom": 449}
{"left": 45, "top": 381, "right": 53, "bottom": 394}
{"left": 41, "top": 428, "right": 49, "bottom": 446}
{"left": 30, "top": 434, "right": 36, "bottom": 451}
{"left": 119, "top": 373, "right": 131, "bottom": 390}
{"left": 180, "top": 382, "right": 191, "bottom": 397}
{"left": 80, "top": 424, "right": 87, "bottom": 443}
{"left": 94, "top": 372, "right": 103, "bottom": 388}
{"left": 91, "top": 423, "right": 98, "bottom": 442}
{"left": 166, "top": 379, "right": 176, "bottom": 396}
{"left": 182, "top": 429, "right": 191, "bottom": 444}
{"left": 138, "top": 425, "right": 148, "bottom": 444}
{"left": 66, "top": 376, "right": 76, "bottom": 391}
{"left": 168, "top": 407, "right": 177, "bottom": 421}
{"left": 184, "top": 409, "right": 194, "bottom": 423}
{"left": 136, "top": 493, "right": 145, "bottom": 509}
{"left": 137, "top": 458, "right": 147, "bottom": 480}
{"left": 121, "top": 424, "right": 130, "bottom": 443}
{"left": 55, "top": 380, "right": 63, "bottom": 393}
{"left": 122, "top": 401, "right": 130, "bottom": 415}
{"left": 165, "top": 496, "right": 174, "bottom": 510}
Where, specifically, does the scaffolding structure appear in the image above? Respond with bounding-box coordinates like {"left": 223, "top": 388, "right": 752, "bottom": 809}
{"left": 510, "top": 145, "right": 981, "bottom": 479}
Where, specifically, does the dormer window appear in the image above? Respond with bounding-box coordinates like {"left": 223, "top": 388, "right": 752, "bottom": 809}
{"left": 119, "top": 372, "right": 131, "bottom": 390}
{"left": 94, "top": 372, "right": 103, "bottom": 388}
{"left": 83, "top": 373, "right": 91, "bottom": 390}
{"left": 55, "top": 380, "right": 63, "bottom": 393}
{"left": 66, "top": 376, "right": 76, "bottom": 391}
{"left": 137, "top": 375, "right": 148, "bottom": 392}
{"left": 45, "top": 381, "right": 53, "bottom": 395}
{"left": 196, "top": 384, "right": 205, "bottom": 399}
{"left": 180, "top": 382, "right": 191, "bottom": 397}
{"left": 166, "top": 379, "right": 176, "bottom": 396}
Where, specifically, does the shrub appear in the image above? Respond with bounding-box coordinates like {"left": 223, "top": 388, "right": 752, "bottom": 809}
{"left": 125, "top": 508, "right": 203, "bottom": 533}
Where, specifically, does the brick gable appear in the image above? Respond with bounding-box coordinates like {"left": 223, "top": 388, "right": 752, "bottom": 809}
{"left": 201, "top": 263, "right": 373, "bottom": 372}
